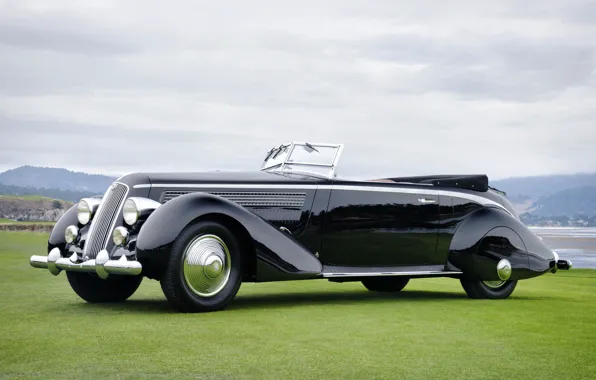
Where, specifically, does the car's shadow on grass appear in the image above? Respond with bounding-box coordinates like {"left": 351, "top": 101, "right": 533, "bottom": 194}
{"left": 68, "top": 289, "right": 548, "bottom": 314}
{"left": 229, "top": 289, "right": 468, "bottom": 310}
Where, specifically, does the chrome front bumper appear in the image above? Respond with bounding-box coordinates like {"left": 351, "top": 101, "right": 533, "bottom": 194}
{"left": 30, "top": 248, "right": 142, "bottom": 279}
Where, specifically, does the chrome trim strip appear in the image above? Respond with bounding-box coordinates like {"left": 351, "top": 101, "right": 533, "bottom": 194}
{"left": 276, "top": 169, "right": 334, "bottom": 180}
{"left": 322, "top": 185, "right": 435, "bottom": 193}
{"left": 134, "top": 183, "right": 318, "bottom": 190}
{"left": 445, "top": 191, "right": 508, "bottom": 213}
{"left": 326, "top": 185, "right": 513, "bottom": 215}
{"left": 418, "top": 198, "right": 437, "bottom": 204}
{"left": 133, "top": 183, "right": 510, "bottom": 214}
{"left": 324, "top": 185, "right": 508, "bottom": 213}
{"left": 322, "top": 270, "right": 463, "bottom": 278}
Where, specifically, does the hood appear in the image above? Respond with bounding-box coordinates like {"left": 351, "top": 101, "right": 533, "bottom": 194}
{"left": 116, "top": 170, "right": 325, "bottom": 188}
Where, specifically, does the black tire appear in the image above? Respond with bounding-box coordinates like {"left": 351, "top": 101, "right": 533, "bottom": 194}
{"left": 66, "top": 272, "right": 142, "bottom": 303}
{"left": 160, "top": 220, "right": 243, "bottom": 313}
{"left": 362, "top": 277, "right": 410, "bottom": 292}
{"left": 460, "top": 279, "right": 517, "bottom": 299}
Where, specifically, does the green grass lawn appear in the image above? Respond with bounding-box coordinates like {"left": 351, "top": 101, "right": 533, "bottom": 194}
{"left": 1, "top": 231, "right": 595, "bottom": 379}
{"left": 0, "top": 219, "right": 55, "bottom": 225}
{"left": 0, "top": 194, "right": 54, "bottom": 201}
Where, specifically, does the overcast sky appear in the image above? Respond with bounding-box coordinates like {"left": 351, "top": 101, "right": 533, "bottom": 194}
{"left": 0, "top": 0, "right": 595, "bottom": 180}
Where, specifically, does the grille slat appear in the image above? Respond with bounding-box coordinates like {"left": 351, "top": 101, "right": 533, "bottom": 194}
{"left": 161, "top": 191, "right": 306, "bottom": 208}
{"left": 84, "top": 183, "right": 128, "bottom": 259}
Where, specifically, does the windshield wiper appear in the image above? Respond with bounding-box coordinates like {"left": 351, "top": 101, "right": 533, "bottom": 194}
{"left": 264, "top": 148, "right": 275, "bottom": 162}
{"left": 304, "top": 142, "right": 319, "bottom": 152}
{"left": 271, "top": 144, "right": 286, "bottom": 159}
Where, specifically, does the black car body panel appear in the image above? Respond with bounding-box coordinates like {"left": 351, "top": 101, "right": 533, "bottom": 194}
{"left": 135, "top": 191, "right": 322, "bottom": 281}
{"left": 322, "top": 182, "right": 441, "bottom": 267}
{"left": 447, "top": 207, "right": 556, "bottom": 279}
{"left": 48, "top": 204, "right": 79, "bottom": 253}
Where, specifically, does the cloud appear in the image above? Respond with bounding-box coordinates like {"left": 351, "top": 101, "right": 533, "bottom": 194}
{"left": 0, "top": 22, "right": 138, "bottom": 56}
{"left": 355, "top": 32, "right": 596, "bottom": 102}
{"left": 0, "top": 0, "right": 595, "bottom": 180}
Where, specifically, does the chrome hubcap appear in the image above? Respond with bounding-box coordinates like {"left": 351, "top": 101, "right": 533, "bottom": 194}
{"left": 496, "top": 259, "right": 512, "bottom": 280}
{"left": 183, "top": 234, "right": 231, "bottom": 297}
{"left": 483, "top": 280, "right": 506, "bottom": 289}
{"left": 203, "top": 255, "right": 224, "bottom": 279}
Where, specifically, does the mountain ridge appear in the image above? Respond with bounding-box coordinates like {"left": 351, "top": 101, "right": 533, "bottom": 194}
{"left": 0, "top": 165, "right": 116, "bottom": 193}
{"left": 0, "top": 182, "right": 97, "bottom": 203}
{"left": 490, "top": 172, "right": 596, "bottom": 200}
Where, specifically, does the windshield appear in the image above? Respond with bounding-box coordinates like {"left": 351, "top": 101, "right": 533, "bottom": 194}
{"left": 261, "top": 142, "right": 343, "bottom": 179}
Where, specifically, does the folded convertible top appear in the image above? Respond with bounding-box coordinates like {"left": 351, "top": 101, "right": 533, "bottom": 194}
{"left": 387, "top": 174, "right": 490, "bottom": 192}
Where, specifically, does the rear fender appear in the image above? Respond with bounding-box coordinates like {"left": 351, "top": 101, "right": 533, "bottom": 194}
{"left": 448, "top": 207, "right": 556, "bottom": 280}
{"left": 136, "top": 192, "right": 322, "bottom": 280}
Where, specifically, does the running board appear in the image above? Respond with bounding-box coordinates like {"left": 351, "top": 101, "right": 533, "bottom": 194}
{"left": 321, "top": 264, "right": 462, "bottom": 278}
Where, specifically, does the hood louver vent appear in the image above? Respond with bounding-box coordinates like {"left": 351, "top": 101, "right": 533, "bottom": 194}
{"left": 161, "top": 191, "right": 306, "bottom": 208}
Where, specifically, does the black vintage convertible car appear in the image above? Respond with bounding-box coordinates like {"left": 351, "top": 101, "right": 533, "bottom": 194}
{"left": 30, "top": 142, "right": 571, "bottom": 312}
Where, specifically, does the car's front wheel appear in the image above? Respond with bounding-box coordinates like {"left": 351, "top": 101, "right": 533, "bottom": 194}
{"left": 362, "top": 277, "right": 410, "bottom": 292}
{"left": 160, "top": 220, "right": 243, "bottom": 313}
{"left": 66, "top": 272, "right": 142, "bottom": 303}
{"left": 460, "top": 279, "right": 517, "bottom": 299}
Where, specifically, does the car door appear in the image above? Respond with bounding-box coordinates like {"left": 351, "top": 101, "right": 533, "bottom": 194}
{"left": 321, "top": 182, "right": 441, "bottom": 267}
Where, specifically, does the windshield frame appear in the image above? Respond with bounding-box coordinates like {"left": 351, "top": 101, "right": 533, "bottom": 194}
{"left": 260, "top": 142, "right": 344, "bottom": 180}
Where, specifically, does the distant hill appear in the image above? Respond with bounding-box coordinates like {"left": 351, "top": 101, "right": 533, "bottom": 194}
{"left": 490, "top": 173, "right": 596, "bottom": 200}
{"left": 0, "top": 166, "right": 116, "bottom": 193}
{"left": 525, "top": 186, "right": 596, "bottom": 217}
{"left": 0, "top": 183, "right": 97, "bottom": 203}
{"left": 490, "top": 172, "right": 596, "bottom": 215}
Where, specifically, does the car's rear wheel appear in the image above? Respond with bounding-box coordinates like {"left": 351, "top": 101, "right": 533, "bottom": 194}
{"left": 160, "top": 220, "right": 243, "bottom": 313}
{"left": 362, "top": 277, "right": 410, "bottom": 292}
{"left": 460, "top": 278, "right": 517, "bottom": 299}
{"left": 66, "top": 272, "right": 142, "bottom": 303}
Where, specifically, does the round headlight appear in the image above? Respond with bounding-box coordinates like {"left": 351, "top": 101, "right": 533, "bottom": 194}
{"left": 77, "top": 198, "right": 101, "bottom": 225}
{"left": 65, "top": 225, "right": 79, "bottom": 244}
{"left": 77, "top": 200, "right": 92, "bottom": 225}
{"left": 112, "top": 226, "right": 129, "bottom": 246}
{"left": 123, "top": 199, "right": 139, "bottom": 226}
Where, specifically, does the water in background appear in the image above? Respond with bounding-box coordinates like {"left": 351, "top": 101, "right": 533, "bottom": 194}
{"left": 530, "top": 227, "right": 596, "bottom": 269}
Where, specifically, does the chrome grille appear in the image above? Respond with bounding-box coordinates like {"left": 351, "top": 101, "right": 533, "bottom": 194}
{"left": 161, "top": 191, "right": 306, "bottom": 208}
{"left": 83, "top": 183, "right": 128, "bottom": 259}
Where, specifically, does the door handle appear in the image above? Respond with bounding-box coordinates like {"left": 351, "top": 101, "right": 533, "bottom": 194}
{"left": 418, "top": 198, "right": 437, "bottom": 204}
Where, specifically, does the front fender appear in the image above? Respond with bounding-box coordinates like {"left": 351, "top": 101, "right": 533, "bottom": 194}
{"left": 48, "top": 205, "right": 78, "bottom": 253}
{"left": 448, "top": 207, "right": 556, "bottom": 280}
{"left": 136, "top": 192, "right": 322, "bottom": 278}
